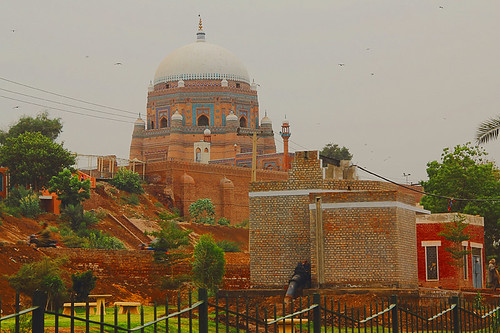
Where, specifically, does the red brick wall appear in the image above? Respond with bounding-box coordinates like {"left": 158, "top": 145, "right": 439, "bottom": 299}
{"left": 146, "top": 160, "right": 288, "bottom": 225}
{"left": 416, "top": 214, "right": 485, "bottom": 289}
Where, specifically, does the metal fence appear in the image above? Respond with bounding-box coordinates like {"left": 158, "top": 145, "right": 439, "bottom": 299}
{"left": 1, "top": 289, "right": 500, "bottom": 332}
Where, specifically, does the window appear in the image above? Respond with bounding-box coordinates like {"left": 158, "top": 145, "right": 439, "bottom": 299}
{"left": 425, "top": 246, "right": 439, "bottom": 280}
{"left": 151, "top": 121, "right": 155, "bottom": 129}
{"left": 239, "top": 116, "right": 247, "bottom": 128}
{"left": 236, "top": 83, "right": 240, "bottom": 88}
{"left": 0, "top": 172, "right": 3, "bottom": 192}
{"left": 204, "top": 148, "right": 209, "bottom": 153}
{"left": 463, "top": 246, "right": 468, "bottom": 280}
{"left": 197, "top": 115, "right": 209, "bottom": 126}
{"left": 160, "top": 117, "right": 168, "bottom": 128}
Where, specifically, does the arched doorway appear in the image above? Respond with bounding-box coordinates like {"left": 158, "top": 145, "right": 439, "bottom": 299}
{"left": 198, "top": 115, "right": 209, "bottom": 126}
{"left": 239, "top": 116, "right": 247, "bottom": 128}
{"left": 159, "top": 117, "right": 168, "bottom": 128}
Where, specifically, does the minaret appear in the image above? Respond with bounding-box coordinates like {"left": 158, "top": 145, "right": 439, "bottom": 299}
{"left": 280, "top": 118, "right": 291, "bottom": 171}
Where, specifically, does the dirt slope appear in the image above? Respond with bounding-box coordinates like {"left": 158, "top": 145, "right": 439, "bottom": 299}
{"left": 0, "top": 182, "right": 249, "bottom": 311}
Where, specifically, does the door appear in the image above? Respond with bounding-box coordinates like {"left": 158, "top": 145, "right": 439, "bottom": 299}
{"left": 472, "top": 247, "right": 482, "bottom": 288}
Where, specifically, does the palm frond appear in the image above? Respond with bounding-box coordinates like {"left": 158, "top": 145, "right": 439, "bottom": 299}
{"left": 476, "top": 117, "right": 500, "bottom": 144}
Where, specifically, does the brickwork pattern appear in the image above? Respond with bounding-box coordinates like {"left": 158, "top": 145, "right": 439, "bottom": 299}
{"left": 250, "top": 151, "right": 419, "bottom": 289}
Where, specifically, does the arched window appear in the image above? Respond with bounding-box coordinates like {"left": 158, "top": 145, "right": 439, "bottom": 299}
{"left": 197, "top": 115, "right": 209, "bottom": 126}
{"left": 151, "top": 121, "right": 155, "bottom": 129}
{"left": 196, "top": 148, "right": 202, "bottom": 162}
{"left": 239, "top": 116, "right": 247, "bottom": 128}
{"left": 160, "top": 117, "right": 168, "bottom": 128}
{"left": 204, "top": 148, "right": 209, "bottom": 153}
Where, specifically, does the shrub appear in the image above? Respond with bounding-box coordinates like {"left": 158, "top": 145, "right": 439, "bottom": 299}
{"left": 236, "top": 219, "right": 249, "bottom": 229}
{"left": 188, "top": 199, "right": 215, "bottom": 224}
{"left": 85, "top": 230, "right": 125, "bottom": 249}
{"left": 62, "top": 233, "right": 88, "bottom": 248}
{"left": 161, "top": 274, "right": 191, "bottom": 290}
{"left": 216, "top": 240, "right": 241, "bottom": 252}
{"left": 19, "top": 191, "right": 42, "bottom": 218}
{"left": 121, "top": 194, "right": 140, "bottom": 206}
{"left": 192, "top": 234, "right": 225, "bottom": 293}
{"left": 61, "top": 204, "right": 98, "bottom": 233}
{"left": 8, "top": 257, "right": 67, "bottom": 310}
{"left": 154, "top": 202, "right": 164, "bottom": 208}
{"left": 158, "top": 210, "right": 179, "bottom": 221}
{"left": 5, "top": 187, "right": 41, "bottom": 218}
{"left": 48, "top": 169, "right": 90, "bottom": 208}
{"left": 217, "top": 217, "right": 230, "bottom": 226}
{"left": 110, "top": 168, "right": 143, "bottom": 194}
{"left": 145, "top": 220, "right": 191, "bottom": 262}
{"left": 71, "top": 270, "right": 97, "bottom": 302}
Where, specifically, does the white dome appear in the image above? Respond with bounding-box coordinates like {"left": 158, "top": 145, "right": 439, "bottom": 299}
{"left": 226, "top": 111, "right": 238, "bottom": 122}
{"left": 154, "top": 36, "right": 250, "bottom": 85}
{"left": 171, "top": 111, "right": 183, "bottom": 121}
{"left": 261, "top": 116, "right": 272, "bottom": 125}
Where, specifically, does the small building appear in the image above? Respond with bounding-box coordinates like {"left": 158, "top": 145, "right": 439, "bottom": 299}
{"left": 416, "top": 213, "right": 485, "bottom": 289}
{"left": 249, "top": 151, "right": 429, "bottom": 289}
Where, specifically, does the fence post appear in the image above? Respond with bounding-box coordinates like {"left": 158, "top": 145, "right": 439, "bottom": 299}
{"left": 390, "top": 295, "right": 398, "bottom": 333}
{"left": 32, "top": 290, "right": 46, "bottom": 333}
{"left": 313, "top": 293, "right": 321, "bottom": 333}
{"left": 198, "top": 288, "right": 208, "bottom": 333}
{"left": 451, "top": 296, "right": 460, "bottom": 333}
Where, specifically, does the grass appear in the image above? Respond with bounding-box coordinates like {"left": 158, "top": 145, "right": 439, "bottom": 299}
{"left": 0, "top": 305, "right": 241, "bottom": 333}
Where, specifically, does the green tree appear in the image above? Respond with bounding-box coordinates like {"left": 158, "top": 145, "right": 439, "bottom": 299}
{"left": 0, "top": 111, "right": 62, "bottom": 144}
{"left": 0, "top": 132, "right": 75, "bottom": 189}
{"left": 476, "top": 117, "right": 500, "bottom": 144}
{"left": 420, "top": 143, "right": 500, "bottom": 257}
{"left": 71, "top": 270, "right": 97, "bottom": 301}
{"left": 188, "top": 199, "right": 215, "bottom": 224}
{"left": 438, "top": 214, "right": 471, "bottom": 290}
{"left": 61, "top": 204, "right": 98, "bottom": 233}
{"left": 145, "top": 220, "right": 191, "bottom": 262}
{"left": 320, "top": 143, "right": 353, "bottom": 161}
{"left": 110, "top": 167, "right": 144, "bottom": 194}
{"left": 8, "top": 257, "right": 67, "bottom": 310}
{"left": 192, "top": 234, "right": 225, "bottom": 293}
{"left": 48, "top": 169, "right": 90, "bottom": 208}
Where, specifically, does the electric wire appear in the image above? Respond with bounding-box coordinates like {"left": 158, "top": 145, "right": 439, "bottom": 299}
{"left": 1, "top": 95, "right": 133, "bottom": 124}
{"left": 0, "top": 76, "right": 137, "bottom": 115}
{"left": 0, "top": 87, "right": 136, "bottom": 120}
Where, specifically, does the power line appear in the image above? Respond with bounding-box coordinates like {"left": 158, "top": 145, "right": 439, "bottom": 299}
{"left": 355, "top": 164, "right": 500, "bottom": 203}
{"left": 0, "top": 76, "right": 137, "bottom": 115}
{"left": 0, "top": 87, "right": 136, "bottom": 120}
{"left": 1, "top": 95, "right": 133, "bottom": 124}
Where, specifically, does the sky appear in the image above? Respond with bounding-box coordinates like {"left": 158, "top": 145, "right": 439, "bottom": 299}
{"left": 1, "top": 0, "right": 499, "bottom": 184}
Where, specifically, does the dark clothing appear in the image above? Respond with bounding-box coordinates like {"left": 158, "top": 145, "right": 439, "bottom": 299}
{"left": 37, "top": 228, "right": 52, "bottom": 247}
{"left": 489, "top": 263, "right": 499, "bottom": 290}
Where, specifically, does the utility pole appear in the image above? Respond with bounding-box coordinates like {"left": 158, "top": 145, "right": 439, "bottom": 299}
{"left": 237, "top": 127, "right": 266, "bottom": 182}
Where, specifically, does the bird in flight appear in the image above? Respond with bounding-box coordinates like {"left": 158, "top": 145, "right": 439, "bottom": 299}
{"left": 114, "top": 62, "right": 122, "bottom": 65}
{"left": 439, "top": 6, "right": 444, "bottom": 8}
{"left": 338, "top": 63, "right": 345, "bottom": 67}
{"left": 12, "top": 106, "right": 19, "bottom": 109}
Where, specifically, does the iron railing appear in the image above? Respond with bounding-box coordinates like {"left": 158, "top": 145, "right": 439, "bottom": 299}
{"left": 1, "top": 289, "right": 500, "bottom": 332}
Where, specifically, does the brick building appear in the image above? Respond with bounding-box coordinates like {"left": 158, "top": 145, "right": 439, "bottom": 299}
{"left": 249, "top": 151, "right": 429, "bottom": 289}
{"left": 416, "top": 213, "right": 485, "bottom": 289}
{"left": 129, "top": 20, "right": 290, "bottom": 170}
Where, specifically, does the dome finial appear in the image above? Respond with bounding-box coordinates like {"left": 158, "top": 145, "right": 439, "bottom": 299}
{"left": 198, "top": 14, "right": 203, "bottom": 31}
{"left": 196, "top": 15, "right": 206, "bottom": 42}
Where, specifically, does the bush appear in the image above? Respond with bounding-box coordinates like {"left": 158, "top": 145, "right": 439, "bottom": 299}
{"left": 161, "top": 274, "right": 191, "bottom": 290}
{"left": 85, "top": 230, "right": 125, "bottom": 249}
{"left": 216, "top": 240, "right": 241, "bottom": 252}
{"left": 110, "top": 168, "right": 144, "bottom": 194}
{"left": 71, "top": 270, "right": 97, "bottom": 302}
{"left": 188, "top": 199, "right": 215, "bottom": 224}
{"left": 8, "top": 257, "right": 67, "bottom": 310}
{"left": 61, "top": 204, "right": 98, "bottom": 233}
{"left": 62, "top": 233, "right": 88, "bottom": 248}
{"left": 158, "top": 210, "right": 179, "bottom": 221}
{"left": 5, "top": 187, "right": 41, "bottom": 218}
{"left": 121, "top": 194, "right": 140, "bottom": 206}
{"left": 192, "top": 234, "right": 225, "bottom": 293}
{"left": 236, "top": 219, "right": 249, "bottom": 229}
{"left": 217, "top": 217, "right": 230, "bottom": 226}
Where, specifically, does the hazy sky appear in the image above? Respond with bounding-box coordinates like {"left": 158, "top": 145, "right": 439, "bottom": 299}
{"left": 1, "top": 0, "right": 499, "bottom": 184}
